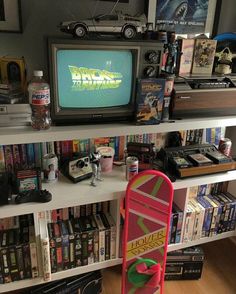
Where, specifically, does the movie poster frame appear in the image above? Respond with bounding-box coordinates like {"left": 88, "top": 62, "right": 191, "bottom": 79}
{"left": 146, "top": 0, "right": 218, "bottom": 36}
{"left": 0, "top": 0, "right": 22, "bottom": 33}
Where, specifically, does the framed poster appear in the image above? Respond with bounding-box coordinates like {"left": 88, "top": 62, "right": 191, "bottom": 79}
{"left": 146, "top": 0, "right": 217, "bottom": 35}
{"left": 101, "top": 0, "right": 129, "bottom": 2}
{"left": 0, "top": 0, "right": 22, "bottom": 33}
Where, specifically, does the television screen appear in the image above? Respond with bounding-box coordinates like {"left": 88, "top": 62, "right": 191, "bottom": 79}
{"left": 56, "top": 49, "right": 133, "bottom": 108}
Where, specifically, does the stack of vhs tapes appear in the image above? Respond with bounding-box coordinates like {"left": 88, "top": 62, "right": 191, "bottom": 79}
{"left": 0, "top": 214, "right": 38, "bottom": 284}
{"left": 46, "top": 213, "right": 116, "bottom": 274}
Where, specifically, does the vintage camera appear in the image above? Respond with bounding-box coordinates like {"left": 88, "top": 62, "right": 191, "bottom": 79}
{"left": 62, "top": 156, "right": 93, "bottom": 183}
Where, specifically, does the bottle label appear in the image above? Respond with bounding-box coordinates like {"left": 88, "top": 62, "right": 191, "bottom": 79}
{"left": 30, "top": 89, "right": 50, "bottom": 105}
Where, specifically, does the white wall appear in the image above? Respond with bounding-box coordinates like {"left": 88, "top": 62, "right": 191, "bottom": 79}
{"left": 0, "top": 0, "right": 144, "bottom": 78}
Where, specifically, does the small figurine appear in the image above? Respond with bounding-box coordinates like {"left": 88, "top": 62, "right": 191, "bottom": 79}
{"left": 89, "top": 151, "right": 102, "bottom": 186}
{"left": 215, "top": 47, "right": 235, "bottom": 74}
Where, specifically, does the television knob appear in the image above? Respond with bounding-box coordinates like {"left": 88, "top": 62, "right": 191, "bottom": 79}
{"left": 143, "top": 66, "right": 156, "bottom": 78}
{"left": 145, "top": 50, "right": 159, "bottom": 63}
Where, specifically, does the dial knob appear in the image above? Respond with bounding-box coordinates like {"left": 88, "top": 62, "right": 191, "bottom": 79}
{"left": 143, "top": 66, "right": 156, "bottom": 78}
{"left": 145, "top": 50, "right": 159, "bottom": 63}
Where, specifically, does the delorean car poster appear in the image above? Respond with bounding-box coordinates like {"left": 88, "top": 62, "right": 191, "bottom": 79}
{"left": 156, "top": 0, "right": 209, "bottom": 34}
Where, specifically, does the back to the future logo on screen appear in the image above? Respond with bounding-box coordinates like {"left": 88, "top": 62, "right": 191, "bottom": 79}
{"left": 69, "top": 65, "right": 123, "bottom": 91}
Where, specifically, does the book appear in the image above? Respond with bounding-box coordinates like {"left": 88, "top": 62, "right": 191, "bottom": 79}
{"left": 197, "top": 197, "right": 213, "bottom": 237}
{"left": 52, "top": 222, "right": 63, "bottom": 272}
{"left": 29, "top": 225, "right": 39, "bottom": 278}
{"left": 93, "top": 214, "right": 106, "bottom": 262}
{"left": 104, "top": 213, "right": 116, "bottom": 259}
{"left": 67, "top": 219, "right": 76, "bottom": 268}
{"left": 47, "top": 223, "right": 57, "bottom": 273}
{"left": 0, "top": 247, "right": 11, "bottom": 283}
{"left": 72, "top": 219, "right": 82, "bottom": 267}
{"left": 59, "top": 221, "right": 70, "bottom": 270}
{"left": 100, "top": 213, "right": 111, "bottom": 260}
{"left": 136, "top": 78, "right": 165, "bottom": 125}
{"left": 39, "top": 219, "right": 51, "bottom": 281}
{"left": 3, "top": 145, "right": 13, "bottom": 173}
{"left": 183, "top": 203, "right": 195, "bottom": 242}
{"left": 177, "top": 39, "right": 195, "bottom": 75}
{"left": 170, "top": 210, "right": 178, "bottom": 244}
{"left": 12, "top": 144, "right": 21, "bottom": 171}
{"left": 26, "top": 143, "right": 35, "bottom": 169}
{"left": 15, "top": 244, "right": 24, "bottom": 280}
{"left": 0, "top": 145, "right": 5, "bottom": 172}
{"left": 89, "top": 216, "right": 99, "bottom": 263}
{"left": 223, "top": 192, "right": 236, "bottom": 231}
{"left": 172, "top": 203, "right": 183, "bottom": 244}
{"left": 78, "top": 217, "right": 94, "bottom": 265}
{"left": 189, "top": 199, "right": 205, "bottom": 240}
{"left": 191, "top": 39, "right": 217, "bottom": 75}
{"left": 19, "top": 144, "right": 28, "bottom": 169}
{"left": 8, "top": 246, "right": 19, "bottom": 282}
{"left": 204, "top": 196, "right": 219, "bottom": 236}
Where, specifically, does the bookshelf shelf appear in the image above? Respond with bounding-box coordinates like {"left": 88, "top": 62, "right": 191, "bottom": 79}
{"left": 0, "top": 116, "right": 236, "bottom": 292}
{"left": 1, "top": 231, "right": 235, "bottom": 293}
{"left": 167, "top": 231, "right": 236, "bottom": 252}
{"left": 0, "top": 258, "right": 123, "bottom": 293}
{"left": 2, "top": 168, "right": 236, "bottom": 218}
{"left": 1, "top": 116, "right": 236, "bottom": 145}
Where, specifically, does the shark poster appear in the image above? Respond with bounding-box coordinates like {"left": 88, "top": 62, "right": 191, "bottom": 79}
{"left": 156, "top": 0, "right": 209, "bottom": 34}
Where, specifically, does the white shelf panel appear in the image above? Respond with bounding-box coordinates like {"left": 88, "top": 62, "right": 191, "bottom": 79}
{"left": 2, "top": 167, "right": 236, "bottom": 218}
{"left": 167, "top": 231, "right": 236, "bottom": 252}
{"left": 1, "top": 116, "right": 236, "bottom": 145}
{"left": 0, "top": 258, "right": 122, "bottom": 293}
{"left": 0, "top": 169, "right": 126, "bottom": 219}
{"left": 173, "top": 170, "right": 236, "bottom": 190}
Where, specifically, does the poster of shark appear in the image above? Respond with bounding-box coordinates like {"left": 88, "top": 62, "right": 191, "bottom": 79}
{"left": 156, "top": 0, "right": 209, "bottom": 34}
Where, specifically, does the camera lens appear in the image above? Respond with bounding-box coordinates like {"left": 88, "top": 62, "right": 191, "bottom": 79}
{"left": 76, "top": 160, "right": 85, "bottom": 169}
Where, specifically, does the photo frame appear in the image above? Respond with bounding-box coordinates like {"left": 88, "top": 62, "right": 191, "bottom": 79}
{"left": 0, "top": 0, "right": 22, "bottom": 33}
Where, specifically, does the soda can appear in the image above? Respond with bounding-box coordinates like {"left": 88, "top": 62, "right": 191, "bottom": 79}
{"left": 126, "top": 156, "right": 138, "bottom": 181}
{"left": 43, "top": 153, "right": 58, "bottom": 182}
{"left": 219, "top": 138, "right": 232, "bottom": 156}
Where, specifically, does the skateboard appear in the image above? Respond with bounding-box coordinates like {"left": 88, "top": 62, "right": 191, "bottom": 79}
{"left": 121, "top": 170, "right": 173, "bottom": 294}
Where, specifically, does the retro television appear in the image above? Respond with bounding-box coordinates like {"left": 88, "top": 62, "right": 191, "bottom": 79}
{"left": 48, "top": 38, "right": 163, "bottom": 125}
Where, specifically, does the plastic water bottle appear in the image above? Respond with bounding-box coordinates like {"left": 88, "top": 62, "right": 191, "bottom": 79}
{"left": 28, "top": 70, "right": 51, "bottom": 130}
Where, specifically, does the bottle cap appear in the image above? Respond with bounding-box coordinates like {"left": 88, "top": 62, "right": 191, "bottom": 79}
{"left": 33, "top": 70, "right": 43, "bottom": 77}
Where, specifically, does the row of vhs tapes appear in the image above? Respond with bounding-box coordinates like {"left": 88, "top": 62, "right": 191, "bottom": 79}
{"left": 46, "top": 213, "right": 116, "bottom": 274}
{"left": 183, "top": 192, "right": 236, "bottom": 243}
{"left": 0, "top": 224, "right": 38, "bottom": 284}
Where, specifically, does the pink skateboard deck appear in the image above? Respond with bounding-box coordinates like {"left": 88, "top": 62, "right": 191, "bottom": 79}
{"left": 122, "top": 170, "right": 173, "bottom": 294}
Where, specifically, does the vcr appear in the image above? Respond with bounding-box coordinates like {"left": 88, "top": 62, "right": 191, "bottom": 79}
{"left": 171, "top": 76, "right": 236, "bottom": 118}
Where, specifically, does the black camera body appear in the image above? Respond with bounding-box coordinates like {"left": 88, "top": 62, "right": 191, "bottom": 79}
{"left": 62, "top": 156, "right": 93, "bottom": 183}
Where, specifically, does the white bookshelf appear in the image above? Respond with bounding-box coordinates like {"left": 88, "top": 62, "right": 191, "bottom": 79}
{"left": 1, "top": 117, "right": 236, "bottom": 292}
{"left": 1, "top": 230, "right": 235, "bottom": 293}
{"left": 1, "top": 116, "right": 236, "bottom": 145}
{"left": 2, "top": 168, "right": 236, "bottom": 219}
